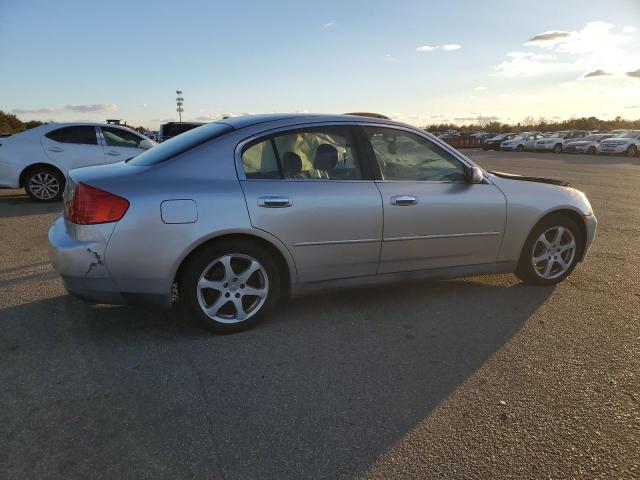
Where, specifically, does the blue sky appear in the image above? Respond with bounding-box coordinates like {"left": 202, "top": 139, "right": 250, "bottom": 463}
{"left": 1, "top": 0, "right": 639, "bottom": 128}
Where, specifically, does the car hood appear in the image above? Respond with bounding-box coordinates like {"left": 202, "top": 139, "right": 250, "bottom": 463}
{"left": 489, "top": 170, "right": 571, "bottom": 187}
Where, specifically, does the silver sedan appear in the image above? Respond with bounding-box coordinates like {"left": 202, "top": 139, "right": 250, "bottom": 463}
{"left": 48, "top": 114, "right": 597, "bottom": 333}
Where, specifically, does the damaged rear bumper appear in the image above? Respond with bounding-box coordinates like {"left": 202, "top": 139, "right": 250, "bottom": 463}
{"left": 48, "top": 216, "right": 170, "bottom": 307}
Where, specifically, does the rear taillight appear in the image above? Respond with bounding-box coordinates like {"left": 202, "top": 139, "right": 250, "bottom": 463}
{"left": 64, "top": 182, "right": 129, "bottom": 225}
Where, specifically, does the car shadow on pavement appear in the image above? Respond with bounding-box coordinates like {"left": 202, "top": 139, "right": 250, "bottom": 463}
{"left": 0, "top": 192, "right": 61, "bottom": 219}
{"left": 1, "top": 278, "right": 554, "bottom": 479}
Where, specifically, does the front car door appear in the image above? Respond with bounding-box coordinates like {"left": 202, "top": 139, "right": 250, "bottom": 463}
{"left": 238, "top": 124, "right": 383, "bottom": 283}
{"left": 360, "top": 124, "right": 507, "bottom": 274}
{"left": 99, "top": 126, "right": 148, "bottom": 163}
{"left": 524, "top": 133, "right": 540, "bottom": 149}
{"left": 40, "top": 125, "right": 103, "bottom": 171}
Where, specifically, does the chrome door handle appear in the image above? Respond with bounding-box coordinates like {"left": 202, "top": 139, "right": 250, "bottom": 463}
{"left": 257, "top": 196, "right": 292, "bottom": 208}
{"left": 106, "top": 150, "right": 120, "bottom": 156}
{"left": 47, "top": 147, "right": 64, "bottom": 152}
{"left": 390, "top": 195, "right": 418, "bottom": 206}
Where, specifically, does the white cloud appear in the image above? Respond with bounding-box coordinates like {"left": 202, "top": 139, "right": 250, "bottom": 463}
{"left": 416, "top": 45, "right": 437, "bottom": 51}
{"left": 12, "top": 104, "right": 117, "bottom": 115}
{"left": 442, "top": 44, "right": 461, "bottom": 51}
{"left": 497, "top": 22, "right": 640, "bottom": 79}
{"left": 321, "top": 21, "right": 335, "bottom": 29}
{"left": 416, "top": 44, "right": 461, "bottom": 52}
{"left": 384, "top": 53, "right": 396, "bottom": 61}
{"left": 474, "top": 86, "right": 488, "bottom": 91}
{"left": 623, "top": 26, "right": 636, "bottom": 33}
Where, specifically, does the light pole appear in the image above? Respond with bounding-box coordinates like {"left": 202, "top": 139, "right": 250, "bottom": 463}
{"left": 176, "top": 90, "right": 184, "bottom": 122}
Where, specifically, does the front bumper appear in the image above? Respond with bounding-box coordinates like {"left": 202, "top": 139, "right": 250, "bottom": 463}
{"left": 600, "top": 145, "right": 628, "bottom": 155}
{"left": 535, "top": 144, "right": 555, "bottom": 151}
{"left": 582, "top": 213, "right": 597, "bottom": 260}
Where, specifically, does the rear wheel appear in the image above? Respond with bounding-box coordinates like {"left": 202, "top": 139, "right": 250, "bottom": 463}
{"left": 626, "top": 144, "right": 638, "bottom": 157}
{"left": 553, "top": 143, "right": 563, "bottom": 153}
{"left": 179, "top": 240, "right": 281, "bottom": 333}
{"left": 586, "top": 146, "right": 596, "bottom": 155}
{"left": 24, "top": 167, "right": 64, "bottom": 202}
{"left": 516, "top": 214, "right": 584, "bottom": 286}
{"left": 516, "top": 144, "right": 524, "bottom": 152}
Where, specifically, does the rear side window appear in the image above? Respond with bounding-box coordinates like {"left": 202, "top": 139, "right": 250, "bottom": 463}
{"left": 241, "top": 126, "right": 361, "bottom": 180}
{"left": 102, "top": 127, "right": 144, "bottom": 148}
{"left": 127, "top": 122, "right": 233, "bottom": 166}
{"left": 45, "top": 126, "right": 97, "bottom": 145}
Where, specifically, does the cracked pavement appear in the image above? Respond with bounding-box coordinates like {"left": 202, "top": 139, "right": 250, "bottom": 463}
{"left": 1, "top": 150, "right": 638, "bottom": 479}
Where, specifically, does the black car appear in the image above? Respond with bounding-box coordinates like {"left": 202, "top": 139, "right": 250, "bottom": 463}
{"left": 158, "top": 122, "right": 205, "bottom": 143}
{"left": 483, "top": 133, "right": 517, "bottom": 151}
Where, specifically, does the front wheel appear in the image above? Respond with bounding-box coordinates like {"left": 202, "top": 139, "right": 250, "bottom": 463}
{"left": 24, "top": 167, "right": 64, "bottom": 202}
{"left": 553, "top": 144, "right": 563, "bottom": 153}
{"left": 179, "top": 240, "right": 281, "bottom": 333}
{"left": 516, "top": 215, "right": 584, "bottom": 286}
{"left": 586, "top": 146, "right": 596, "bottom": 155}
{"left": 516, "top": 145, "right": 524, "bottom": 152}
{"left": 626, "top": 145, "right": 638, "bottom": 157}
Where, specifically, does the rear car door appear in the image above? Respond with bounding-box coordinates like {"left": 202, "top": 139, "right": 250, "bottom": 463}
{"left": 360, "top": 124, "right": 507, "bottom": 274}
{"left": 40, "top": 126, "right": 103, "bottom": 170}
{"left": 99, "top": 127, "right": 148, "bottom": 163}
{"left": 238, "top": 124, "right": 383, "bottom": 283}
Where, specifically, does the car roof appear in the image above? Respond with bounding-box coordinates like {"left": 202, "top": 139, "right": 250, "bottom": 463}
{"left": 216, "top": 113, "right": 409, "bottom": 130}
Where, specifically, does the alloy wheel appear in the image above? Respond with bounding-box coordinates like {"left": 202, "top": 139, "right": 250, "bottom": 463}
{"left": 196, "top": 254, "right": 269, "bottom": 324}
{"left": 531, "top": 226, "right": 576, "bottom": 280}
{"left": 28, "top": 172, "right": 60, "bottom": 200}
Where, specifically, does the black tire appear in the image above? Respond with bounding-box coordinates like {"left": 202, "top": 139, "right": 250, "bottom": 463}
{"left": 586, "top": 146, "right": 596, "bottom": 155}
{"left": 553, "top": 143, "right": 563, "bottom": 153}
{"left": 516, "top": 145, "right": 524, "bottom": 152}
{"left": 516, "top": 214, "right": 584, "bottom": 286}
{"left": 24, "top": 166, "right": 64, "bottom": 202}
{"left": 178, "top": 239, "right": 281, "bottom": 333}
{"left": 626, "top": 144, "right": 637, "bottom": 157}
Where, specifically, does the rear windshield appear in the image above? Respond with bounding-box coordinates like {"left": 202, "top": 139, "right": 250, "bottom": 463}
{"left": 128, "top": 123, "right": 233, "bottom": 166}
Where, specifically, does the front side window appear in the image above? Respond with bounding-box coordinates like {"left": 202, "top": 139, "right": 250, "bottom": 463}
{"left": 362, "top": 126, "right": 466, "bottom": 182}
{"left": 241, "top": 126, "right": 361, "bottom": 180}
{"left": 102, "top": 127, "right": 144, "bottom": 148}
{"left": 45, "top": 126, "right": 97, "bottom": 145}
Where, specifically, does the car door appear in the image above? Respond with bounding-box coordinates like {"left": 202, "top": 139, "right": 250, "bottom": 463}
{"left": 238, "top": 124, "right": 383, "bottom": 283}
{"left": 99, "top": 126, "right": 148, "bottom": 163}
{"left": 524, "top": 133, "right": 539, "bottom": 149}
{"left": 360, "top": 124, "right": 507, "bottom": 274}
{"left": 40, "top": 125, "right": 104, "bottom": 171}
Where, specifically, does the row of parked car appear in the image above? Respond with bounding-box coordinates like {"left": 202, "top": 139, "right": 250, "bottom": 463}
{"left": 481, "top": 130, "right": 640, "bottom": 157}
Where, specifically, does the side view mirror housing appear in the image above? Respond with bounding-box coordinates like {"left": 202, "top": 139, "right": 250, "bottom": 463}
{"left": 139, "top": 139, "right": 155, "bottom": 150}
{"left": 467, "top": 166, "right": 484, "bottom": 184}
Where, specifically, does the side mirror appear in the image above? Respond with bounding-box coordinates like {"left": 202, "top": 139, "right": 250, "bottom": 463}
{"left": 139, "top": 139, "right": 155, "bottom": 150}
{"left": 468, "top": 166, "right": 484, "bottom": 184}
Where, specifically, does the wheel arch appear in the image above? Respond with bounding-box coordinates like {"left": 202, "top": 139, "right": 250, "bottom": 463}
{"left": 173, "top": 231, "right": 297, "bottom": 299}
{"left": 19, "top": 162, "right": 65, "bottom": 188}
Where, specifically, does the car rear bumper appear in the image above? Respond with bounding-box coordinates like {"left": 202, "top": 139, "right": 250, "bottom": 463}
{"left": 48, "top": 216, "right": 171, "bottom": 308}
{"left": 0, "top": 160, "right": 23, "bottom": 188}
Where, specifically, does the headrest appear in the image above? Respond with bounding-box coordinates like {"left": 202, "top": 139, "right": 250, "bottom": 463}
{"left": 313, "top": 144, "right": 338, "bottom": 171}
{"left": 282, "top": 151, "right": 302, "bottom": 177}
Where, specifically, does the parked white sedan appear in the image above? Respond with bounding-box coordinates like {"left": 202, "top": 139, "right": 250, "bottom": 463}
{"left": 0, "top": 123, "right": 155, "bottom": 201}
{"left": 500, "top": 132, "right": 543, "bottom": 152}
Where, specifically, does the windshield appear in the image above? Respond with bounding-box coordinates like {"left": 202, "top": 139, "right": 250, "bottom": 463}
{"left": 128, "top": 123, "right": 233, "bottom": 166}
{"left": 548, "top": 132, "right": 567, "bottom": 138}
{"left": 582, "top": 135, "right": 602, "bottom": 141}
{"left": 615, "top": 131, "right": 640, "bottom": 138}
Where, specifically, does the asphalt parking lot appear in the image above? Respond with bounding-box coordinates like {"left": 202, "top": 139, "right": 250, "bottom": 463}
{"left": 1, "top": 149, "right": 639, "bottom": 479}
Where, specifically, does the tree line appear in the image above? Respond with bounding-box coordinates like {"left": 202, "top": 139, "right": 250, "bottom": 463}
{"left": 424, "top": 115, "right": 640, "bottom": 134}
{"left": 0, "top": 110, "right": 147, "bottom": 134}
